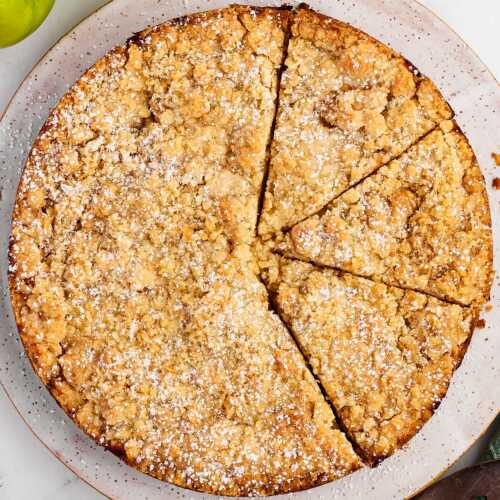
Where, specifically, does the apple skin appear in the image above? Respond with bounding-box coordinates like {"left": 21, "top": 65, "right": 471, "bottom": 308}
{"left": 0, "top": 0, "right": 55, "bottom": 48}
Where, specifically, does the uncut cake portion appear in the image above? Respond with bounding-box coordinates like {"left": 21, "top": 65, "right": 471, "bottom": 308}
{"left": 10, "top": 3, "right": 288, "bottom": 385}
{"left": 268, "top": 258, "right": 476, "bottom": 464}
{"left": 10, "top": 5, "right": 289, "bottom": 287}
{"left": 278, "top": 125, "right": 493, "bottom": 306}
{"left": 8, "top": 6, "right": 364, "bottom": 495}
{"left": 259, "top": 5, "right": 452, "bottom": 238}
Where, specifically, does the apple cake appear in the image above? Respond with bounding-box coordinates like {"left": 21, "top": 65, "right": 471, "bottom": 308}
{"left": 8, "top": 3, "right": 492, "bottom": 496}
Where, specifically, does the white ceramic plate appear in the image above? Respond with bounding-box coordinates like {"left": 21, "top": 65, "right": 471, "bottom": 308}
{"left": 0, "top": 1, "right": 498, "bottom": 498}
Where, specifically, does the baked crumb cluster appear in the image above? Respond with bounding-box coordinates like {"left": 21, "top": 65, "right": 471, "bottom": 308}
{"left": 9, "top": 4, "right": 492, "bottom": 496}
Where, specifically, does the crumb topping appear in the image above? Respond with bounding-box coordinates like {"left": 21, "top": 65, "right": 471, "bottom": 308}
{"left": 7, "top": 4, "right": 491, "bottom": 496}
{"left": 258, "top": 6, "right": 452, "bottom": 237}
{"left": 271, "top": 258, "right": 475, "bottom": 463}
{"left": 280, "top": 126, "right": 493, "bottom": 306}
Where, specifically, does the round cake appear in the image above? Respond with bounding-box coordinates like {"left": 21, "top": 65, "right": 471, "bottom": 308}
{"left": 8, "top": 4, "right": 493, "bottom": 496}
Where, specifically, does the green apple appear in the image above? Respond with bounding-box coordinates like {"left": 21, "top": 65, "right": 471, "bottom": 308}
{"left": 0, "top": 0, "right": 55, "bottom": 48}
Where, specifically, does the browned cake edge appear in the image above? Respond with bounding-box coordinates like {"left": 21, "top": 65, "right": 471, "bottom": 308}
{"left": 8, "top": 45, "right": 127, "bottom": 383}
{"left": 364, "top": 305, "right": 482, "bottom": 466}
{"left": 448, "top": 123, "right": 494, "bottom": 307}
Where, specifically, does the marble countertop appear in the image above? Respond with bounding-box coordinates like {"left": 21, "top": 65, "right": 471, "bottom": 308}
{"left": 0, "top": 1, "right": 498, "bottom": 498}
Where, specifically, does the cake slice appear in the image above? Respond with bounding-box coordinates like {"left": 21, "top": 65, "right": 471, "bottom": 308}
{"left": 270, "top": 258, "right": 476, "bottom": 464}
{"left": 123, "top": 265, "right": 362, "bottom": 494}
{"left": 259, "top": 5, "right": 452, "bottom": 237}
{"left": 279, "top": 125, "right": 493, "bottom": 306}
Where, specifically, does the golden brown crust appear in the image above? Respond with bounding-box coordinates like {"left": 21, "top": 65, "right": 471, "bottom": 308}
{"left": 279, "top": 123, "right": 493, "bottom": 306}
{"left": 258, "top": 5, "right": 453, "bottom": 238}
{"left": 9, "top": 46, "right": 131, "bottom": 383}
{"left": 270, "top": 257, "right": 477, "bottom": 464}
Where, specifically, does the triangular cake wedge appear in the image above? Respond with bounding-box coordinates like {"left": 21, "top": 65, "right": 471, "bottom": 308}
{"left": 259, "top": 5, "right": 452, "bottom": 237}
{"left": 279, "top": 125, "right": 493, "bottom": 306}
{"left": 270, "top": 258, "right": 477, "bottom": 464}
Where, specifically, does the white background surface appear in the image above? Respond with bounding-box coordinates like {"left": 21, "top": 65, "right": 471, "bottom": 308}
{"left": 0, "top": 1, "right": 498, "bottom": 498}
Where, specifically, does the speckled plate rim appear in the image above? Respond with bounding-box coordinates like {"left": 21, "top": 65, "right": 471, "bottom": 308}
{"left": 0, "top": 1, "right": 499, "bottom": 499}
